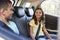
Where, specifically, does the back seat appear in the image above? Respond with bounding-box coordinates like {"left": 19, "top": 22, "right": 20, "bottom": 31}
{"left": 11, "top": 6, "right": 57, "bottom": 39}
{"left": 25, "top": 8, "right": 34, "bottom": 22}
{"left": 12, "top": 7, "right": 30, "bottom": 37}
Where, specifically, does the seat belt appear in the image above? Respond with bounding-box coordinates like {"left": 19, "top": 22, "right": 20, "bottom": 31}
{"left": 35, "top": 23, "right": 41, "bottom": 40}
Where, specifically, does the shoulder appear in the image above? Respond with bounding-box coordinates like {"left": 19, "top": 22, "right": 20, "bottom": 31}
{"left": 0, "top": 21, "right": 10, "bottom": 30}
{"left": 29, "top": 19, "right": 35, "bottom": 27}
{"left": 0, "top": 21, "right": 6, "bottom": 27}
{"left": 30, "top": 19, "right": 35, "bottom": 23}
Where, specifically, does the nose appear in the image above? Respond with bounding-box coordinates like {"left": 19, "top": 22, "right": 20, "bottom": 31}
{"left": 11, "top": 10, "right": 14, "bottom": 14}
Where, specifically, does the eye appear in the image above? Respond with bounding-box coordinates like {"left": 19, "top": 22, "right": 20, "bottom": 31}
{"left": 36, "top": 12, "right": 38, "bottom": 13}
{"left": 39, "top": 12, "right": 41, "bottom": 14}
{"left": 10, "top": 9, "right": 12, "bottom": 10}
{"left": 39, "top": 11, "right": 42, "bottom": 14}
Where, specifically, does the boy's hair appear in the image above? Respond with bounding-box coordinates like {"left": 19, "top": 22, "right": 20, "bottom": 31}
{"left": 0, "top": 0, "right": 12, "bottom": 10}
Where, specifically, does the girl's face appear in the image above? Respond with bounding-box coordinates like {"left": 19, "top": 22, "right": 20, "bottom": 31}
{"left": 35, "top": 9, "right": 42, "bottom": 20}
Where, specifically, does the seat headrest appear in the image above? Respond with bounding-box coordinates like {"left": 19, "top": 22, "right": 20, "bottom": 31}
{"left": 14, "top": 7, "right": 25, "bottom": 18}
{"left": 25, "top": 8, "right": 34, "bottom": 17}
{"left": 28, "top": 8, "right": 34, "bottom": 16}
{"left": 18, "top": 8, "right": 25, "bottom": 16}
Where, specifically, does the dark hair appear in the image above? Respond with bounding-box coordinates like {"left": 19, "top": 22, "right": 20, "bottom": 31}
{"left": 0, "top": 0, "right": 12, "bottom": 10}
{"left": 32, "top": 8, "right": 45, "bottom": 25}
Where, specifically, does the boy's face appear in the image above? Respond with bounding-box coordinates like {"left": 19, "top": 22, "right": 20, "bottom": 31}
{"left": 4, "top": 3, "right": 13, "bottom": 19}
{"left": 0, "top": 3, "right": 13, "bottom": 20}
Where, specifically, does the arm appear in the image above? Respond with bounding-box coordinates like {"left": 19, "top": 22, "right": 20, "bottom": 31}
{"left": 42, "top": 24, "right": 52, "bottom": 40}
{"left": 30, "top": 26, "right": 35, "bottom": 40}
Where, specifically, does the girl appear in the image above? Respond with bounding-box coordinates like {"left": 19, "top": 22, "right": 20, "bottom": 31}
{"left": 29, "top": 8, "right": 52, "bottom": 40}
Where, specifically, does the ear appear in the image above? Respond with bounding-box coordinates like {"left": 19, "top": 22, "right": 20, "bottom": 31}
{"left": 0, "top": 9, "right": 4, "bottom": 13}
{"left": 0, "top": 9, "right": 6, "bottom": 16}
{"left": 0, "top": 9, "right": 4, "bottom": 16}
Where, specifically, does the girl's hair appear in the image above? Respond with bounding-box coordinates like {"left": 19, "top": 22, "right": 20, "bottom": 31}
{"left": 32, "top": 7, "right": 45, "bottom": 25}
